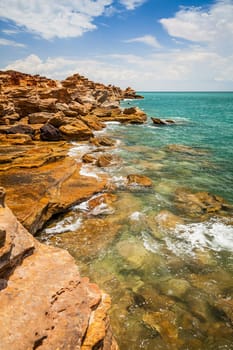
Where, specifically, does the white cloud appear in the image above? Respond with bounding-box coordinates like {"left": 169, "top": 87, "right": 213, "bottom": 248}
{"left": 124, "top": 35, "right": 161, "bottom": 48}
{"left": 160, "top": 0, "right": 233, "bottom": 55}
{"left": 2, "top": 29, "right": 19, "bottom": 35}
{"left": 119, "top": 0, "right": 146, "bottom": 10}
{"left": 0, "top": 0, "right": 113, "bottom": 39}
{"left": 0, "top": 38, "right": 25, "bottom": 47}
{"left": 3, "top": 49, "right": 233, "bottom": 91}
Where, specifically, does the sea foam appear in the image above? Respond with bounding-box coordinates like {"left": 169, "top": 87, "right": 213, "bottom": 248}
{"left": 165, "top": 218, "right": 233, "bottom": 256}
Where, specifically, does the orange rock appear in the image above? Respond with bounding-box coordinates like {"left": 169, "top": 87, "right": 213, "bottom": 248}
{"left": 127, "top": 174, "right": 153, "bottom": 187}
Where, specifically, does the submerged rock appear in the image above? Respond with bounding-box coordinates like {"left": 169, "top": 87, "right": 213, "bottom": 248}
{"left": 127, "top": 174, "right": 153, "bottom": 187}
{"left": 155, "top": 210, "right": 184, "bottom": 230}
{"left": 174, "top": 188, "right": 232, "bottom": 218}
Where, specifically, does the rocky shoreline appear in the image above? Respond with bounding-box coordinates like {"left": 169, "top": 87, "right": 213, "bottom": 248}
{"left": 0, "top": 70, "right": 146, "bottom": 349}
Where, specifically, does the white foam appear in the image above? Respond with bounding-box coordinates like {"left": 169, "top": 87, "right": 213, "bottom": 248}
{"left": 45, "top": 217, "right": 82, "bottom": 235}
{"left": 109, "top": 175, "right": 127, "bottom": 188}
{"left": 129, "top": 211, "right": 144, "bottom": 221}
{"left": 68, "top": 144, "right": 93, "bottom": 158}
{"left": 90, "top": 203, "right": 115, "bottom": 216}
{"left": 165, "top": 218, "right": 233, "bottom": 256}
{"left": 79, "top": 165, "right": 100, "bottom": 179}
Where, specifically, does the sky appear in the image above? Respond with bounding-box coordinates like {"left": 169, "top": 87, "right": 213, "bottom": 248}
{"left": 0, "top": 0, "right": 233, "bottom": 91}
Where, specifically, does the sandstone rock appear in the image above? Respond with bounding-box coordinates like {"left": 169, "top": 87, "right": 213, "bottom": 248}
{"left": 80, "top": 115, "right": 105, "bottom": 131}
{"left": 40, "top": 123, "right": 62, "bottom": 141}
{"left": 214, "top": 298, "right": 233, "bottom": 324}
{"left": 159, "top": 278, "right": 191, "bottom": 299}
{"left": 59, "top": 121, "right": 93, "bottom": 141}
{"left": 155, "top": 210, "right": 184, "bottom": 229}
{"left": 0, "top": 194, "right": 35, "bottom": 277}
{"left": 96, "top": 153, "right": 114, "bottom": 167}
{"left": 28, "top": 112, "right": 54, "bottom": 124}
{"left": 91, "top": 136, "right": 116, "bottom": 147}
{"left": 174, "top": 188, "right": 232, "bottom": 218}
{"left": 0, "top": 157, "right": 107, "bottom": 234}
{"left": 151, "top": 117, "right": 174, "bottom": 125}
{"left": 82, "top": 153, "right": 97, "bottom": 164}
{"left": 5, "top": 124, "right": 35, "bottom": 137}
{"left": 0, "top": 203, "right": 118, "bottom": 350}
{"left": 143, "top": 310, "right": 181, "bottom": 347}
{"left": 88, "top": 193, "right": 117, "bottom": 211}
{"left": 127, "top": 174, "right": 153, "bottom": 187}
{"left": 166, "top": 144, "right": 207, "bottom": 155}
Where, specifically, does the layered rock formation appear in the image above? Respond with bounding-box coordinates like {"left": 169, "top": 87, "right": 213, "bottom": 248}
{"left": 0, "top": 70, "right": 146, "bottom": 350}
{"left": 0, "top": 190, "right": 118, "bottom": 350}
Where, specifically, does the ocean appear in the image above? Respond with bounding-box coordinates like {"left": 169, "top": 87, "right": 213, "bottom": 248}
{"left": 40, "top": 92, "right": 233, "bottom": 350}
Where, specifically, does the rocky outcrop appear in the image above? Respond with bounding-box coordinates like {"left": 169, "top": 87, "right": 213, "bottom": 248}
{"left": 0, "top": 70, "right": 146, "bottom": 143}
{"left": 0, "top": 192, "right": 118, "bottom": 350}
{"left": 0, "top": 69, "right": 146, "bottom": 350}
{"left": 151, "top": 117, "right": 175, "bottom": 125}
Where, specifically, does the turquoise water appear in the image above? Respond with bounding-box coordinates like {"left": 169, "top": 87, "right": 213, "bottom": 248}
{"left": 40, "top": 92, "right": 233, "bottom": 350}
{"left": 120, "top": 92, "right": 233, "bottom": 202}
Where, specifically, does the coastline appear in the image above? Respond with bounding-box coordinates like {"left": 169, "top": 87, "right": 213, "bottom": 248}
{"left": 0, "top": 70, "right": 146, "bottom": 350}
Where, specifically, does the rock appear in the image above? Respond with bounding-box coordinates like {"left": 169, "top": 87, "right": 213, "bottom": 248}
{"left": 116, "top": 239, "right": 149, "bottom": 269}
{"left": 28, "top": 112, "right": 54, "bottom": 124}
{"left": 155, "top": 210, "right": 184, "bottom": 229}
{"left": 96, "top": 153, "right": 114, "bottom": 167}
{"left": 214, "top": 298, "right": 233, "bottom": 324}
{"left": 143, "top": 310, "right": 182, "bottom": 347}
{"left": 88, "top": 193, "right": 117, "bottom": 211}
{"left": 123, "top": 107, "right": 138, "bottom": 115}
{"left": 51, "top": 216, "right": 120, "bottom": 259}
{"left": 40, "top": 123, "right": 62, "bottom": 141}
{"left": 158, "top": 278, "right": 191, "bottom": 299}
{"left": 48, "top": 111, "right": 66, "bottom": 128}
{"left": 82, "top": 153, "right": 97, "bottom": 164}
{"left": 127, "top": 174, "right": 153, "bottom": 187}
{"left": 0, "top": 199, "right": 35, "bottom": 277}
{"left": 80, "top": 115, "right": 105, "bottom": 131}
{"left": 166, "top": 144, "right": 207, "bottom": 155}
{"left": 59, "top": 121, "right": 93, "bottom": 141}
{"left": 90, "top": 136, "right": 116, "bottom": 147}
{"left": 5, "top": 124, "right": 35, "bottom": 137}
{"left": 0, "top": 204, "right": 118, "bottom": 349}
{"left": 151, "top": 117, "right": 174, "bottom": 125}
{"left": 0, "top": 157, "right": 107, "bottom": 235}
{"left": 174, "top": 188, "right": 232, "bottom": 218}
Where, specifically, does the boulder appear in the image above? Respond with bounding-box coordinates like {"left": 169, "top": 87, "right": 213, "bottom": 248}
{"left": 96, "top": 153, "right": 114, "bottom": 167}
{"left": 90, "top": 136, "right": 116, "bottom": 147}
{"left": 40, "top": 123, "right": 62, "bottom": 141}
{"left": 151, "top": 118, "right": 175, "bottom": 125}
{"left": 174, "top": 188, "right": 232, "bottom": 218}
{"left": 5, "top": 124, "right": 35, "bottom": 137}
{"left": 59, "top": 121, "right": 93, "bottom": 141}
{"left": 127, "top": 174, "right": 153, "bottom": 187}
{"left": 80, "top": 115, "right": 105, "bottom": 131}
{"left": 28, "top": 112, "right": 54, "bottom": 124}
{"left": 82, "top": 153, "right": 97, "bottom": 164}
{"left": 155, "top": 210, "right": 184, "bottom": 229}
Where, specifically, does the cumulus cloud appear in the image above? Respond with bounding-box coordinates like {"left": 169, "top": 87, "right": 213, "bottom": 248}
{"left": 124, "top": 35, "right": 161, "bottom": 48}
{"left": 4, "top": 49, "right": 233, "bottom": 91}
{"left": 0, "top": 38, "right": 25, "bottom": 47}
{"left": 119, "top": 0, "right": 146, "bottom": 10}
{"left": 160, "top": 0, "right": 233, "bottom": 54}
{"left": 0, "top": 0, "right": 113, "bottom": 39}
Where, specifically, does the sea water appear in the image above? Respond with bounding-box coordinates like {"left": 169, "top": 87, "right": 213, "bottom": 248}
{"left": 40, "top": 92, "right": 233, "bottom": 350}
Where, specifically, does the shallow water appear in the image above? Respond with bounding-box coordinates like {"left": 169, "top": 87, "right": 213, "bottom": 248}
{"left": 40, "top": 92, "right": 233, "bottom": 349}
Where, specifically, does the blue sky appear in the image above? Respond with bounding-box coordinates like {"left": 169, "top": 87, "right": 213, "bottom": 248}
{"left": 0, "top": 0, "right": 233, "bottom": 90}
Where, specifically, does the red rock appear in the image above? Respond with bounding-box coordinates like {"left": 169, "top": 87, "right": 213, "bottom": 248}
{"left": 40, "top": 123, "right": 62, "bottom": 141}
{"left": 127, "top": 174, "right": 153, "bottom": 187}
